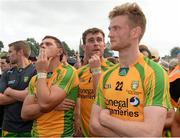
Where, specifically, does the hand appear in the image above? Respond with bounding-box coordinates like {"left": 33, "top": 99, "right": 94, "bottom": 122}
{"left": 89, "top": 55, "right": 101, "bottom": 68}
{"left": 4, "top": 87, "right": 12, "bottom": 96}
{"left": 54, "top": 98, "right": 75, "bottom": 111}
{"left": 35, "top": 48, "right": 50, "bottom": 73}
{"left": 73, "top": 118, "right": 83, "bottom": 137}
{"left": 99, "top": 109, "right": 110, "bottom": 126}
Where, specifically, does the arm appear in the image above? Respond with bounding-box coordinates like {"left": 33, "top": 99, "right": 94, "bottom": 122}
{"left": 89, "top": 104, "right": 119, "bottom": 136}
{"left": 4, "top": 87, "right": 28, "bottom": 102}
{"left": 35, "top": 48, "right": 67, "bottom": 112}
{"left": 99, "top": 106, "right": 167, "bottom": 137}
{"left": 171, "top": 111, "right": 180, "bottom": 136}
{"left": 21, "top": 94, "right": 42, "bottom": 121}
{"left": 0, "top": 72, "right": 17, "bottom": 105}
{"left": 89, "top": 55, "right": 101, "bottom": 93}
{"left": 37, "top": 78, "right": 66, "bottom": 112}
{"left": 0, "top": 92, "right": 16, "bottom": 105}
{"left": 73, "top": 98, "right": 82, "bottom": 136}
{"left": 54, "top": 98, "right": 75, "bottom": 111}
{"left": 164, "top": 108, "right": 175, "bottom": 128}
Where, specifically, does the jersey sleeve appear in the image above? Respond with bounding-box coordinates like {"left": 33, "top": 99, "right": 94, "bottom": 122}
{"left": 95, "top": 76, "right": 106, "bottom": 109}
{"left": 56, "top": 66, "right": 79, "bottom": 95}
{"left": 144, "top": 66, "right": 172, "bottom": 109}
{"left": 28, "top": 76, "right": 37, "bottom": 96}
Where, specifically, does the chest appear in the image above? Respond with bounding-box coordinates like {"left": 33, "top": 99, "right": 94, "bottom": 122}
{"left": 103, "top": 68, "right": 145, "bottom": 120}
{"left": 7, "top": 69, "right": 35, "bottom": 89}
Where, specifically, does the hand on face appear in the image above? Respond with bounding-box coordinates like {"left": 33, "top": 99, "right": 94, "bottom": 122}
{"left": 35, "top": 48, "right": 51, "bottom": 73}
{"left": 88, "top": 54, "right": 101, "bottom": 68}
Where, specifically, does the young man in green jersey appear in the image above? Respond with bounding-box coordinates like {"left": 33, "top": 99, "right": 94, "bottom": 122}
{"left": 90, "top": 2, "right": 172, "bottom": 137}
{"left": 21, "top": 36, "right": 79, "bottom": 137}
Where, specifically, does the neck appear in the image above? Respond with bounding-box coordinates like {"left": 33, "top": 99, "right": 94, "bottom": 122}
{"left": 17, "top": 57, "right": 31, "bottom": 68}
{"left": 118, "top": 43, "right": 140, "bottom": 67}
{"left": 48, "top": 56, "right": 61, "bottom": 72}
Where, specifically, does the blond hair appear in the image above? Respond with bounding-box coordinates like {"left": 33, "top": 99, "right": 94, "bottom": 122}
{"left": 109, "top": 2, "right": 146, "bottom": 40}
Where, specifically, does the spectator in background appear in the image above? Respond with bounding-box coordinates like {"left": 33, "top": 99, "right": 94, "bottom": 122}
{"left": 139, "top": 44, "right": 152, "bottom": 59}
{"left": 28, "top": 56, "right": 37, "bottom": 64}
{"left": 169, "top": 58, "right": 178, "bottom": 73}
{"left": 169, "top": 51, "right": 180, "bottom": 107}
{"left": 0, "top": 56, "right": 11, "bottom": 136}
{"left": 67, "top": 57, "right": 77, "bottom": 66}
{"left": 159, "top": 59, "right": 169, "bottom": 72}
{"left": 168, "top": 51, "right": 180, "bottom": 137}
{"left": 107, "top": 56, "right": 119, "bottom": 64}
{"left": 0, "top": 56, "right": 10, "bottom": 73}
{"left": 149, "top": 48, "right": 160, "bottom": 62}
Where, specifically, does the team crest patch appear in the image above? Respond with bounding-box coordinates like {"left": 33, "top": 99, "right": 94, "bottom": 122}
{"left": 24, "top": 76, "right": 29, "bottom": 82}
{"left": 131, "top": 80, "right": 139, "bottom": 90}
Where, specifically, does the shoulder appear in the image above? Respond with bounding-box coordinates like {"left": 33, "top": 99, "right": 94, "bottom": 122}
{"left": 77, "top": 64, "right": 89, "bottom": 77}
{"left": 101, "top": 64, "right": 119, "bottom": 83}
{"left": 138, "top": 57, "right": 167, "bottom": 77}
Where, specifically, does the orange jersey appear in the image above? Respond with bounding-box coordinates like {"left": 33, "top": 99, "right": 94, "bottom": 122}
{"left": 96, "top": 54, "right": 172, "bottom": 121}
{"left": 28, "top": 64, "right": 79, "bottom": 137}
{"left": 169, "top": 65, "right": 180, "bottom": 82}
{"left": 78, "top": 59, "right": 114, "bottom": 136}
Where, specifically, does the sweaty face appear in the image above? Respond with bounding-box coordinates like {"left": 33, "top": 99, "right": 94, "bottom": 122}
{"left": 84, "top": 32, "right": 105, "bottom": 58}
{"left": 40, "top": 38, "right": 61, "bottom": 59}
{"left": 108, "top": 15, "right": 132, "bottom": 51}
{"left": 8, "top": 46, "right": 18, "bottom": 64}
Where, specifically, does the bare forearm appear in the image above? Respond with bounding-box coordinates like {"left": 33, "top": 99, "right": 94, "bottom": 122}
{"left": 6, "top": 89, "right": 28, "bottom": 101}
{"left": 90, "top": 120, "right": 118, "bottom": 136}
{"left": 100, "top": 106, "right": 167, "bottom": 137}
{"left": 102, "top": 114, "right": 165, "bottom": 137}
{"left": 92, "top": 74, "right": 101, "bottom": 93}
{"left": 37, "top": 78, "right": 51, "bottom": 104}
{"left": 0, "top": 93, "right": 16, "bottom": 105}
{"left": 37, "top": 79, "right": 66, "bottom": 112}
{"left": 21, "top": 104, "right": 42, "bottom": 120}
{"left": 90, "top": 104, "right": 118, "bottom": 136}
{"left": 164, "top": 109, "right": 175, "bottom": 128}
{"left": 102, "top": 115, "right": 150, "bottom": 136}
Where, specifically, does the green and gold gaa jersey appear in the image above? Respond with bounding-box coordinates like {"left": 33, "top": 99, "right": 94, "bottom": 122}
{"left": 96, "top": 54, "right": 172, "bottom": 121}
{"left": 28, "top": 64, "right": 79, "bottom": 137}
{"left": 78, "top": 59, "right": 114, "bottom": 137}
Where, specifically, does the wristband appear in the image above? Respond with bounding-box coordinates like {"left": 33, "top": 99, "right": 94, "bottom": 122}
{"left": 91, "top": 67, "right": 101, "bottom": 75}
{"left": 37, "top": 72, "right": 47, "bottom": 79}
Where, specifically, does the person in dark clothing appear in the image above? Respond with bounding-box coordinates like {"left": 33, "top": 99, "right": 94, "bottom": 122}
{"left": 0, "top": 40, "right": 36, "bottom": 137}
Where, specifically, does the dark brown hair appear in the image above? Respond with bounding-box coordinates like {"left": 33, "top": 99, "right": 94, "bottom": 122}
{"left": 42, "top": 35, "right": 66, "bottom": 61}
{"left": 82, "top": 27, "right": 105, "bottom": 45}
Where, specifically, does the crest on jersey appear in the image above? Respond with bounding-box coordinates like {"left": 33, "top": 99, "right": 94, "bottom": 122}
{"left": 24, "top": 76, "right": 29, "bottom": 82}
{"left": 131, "top": 80, "right": 139, "bottom": 90}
